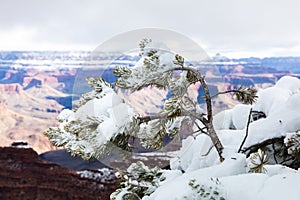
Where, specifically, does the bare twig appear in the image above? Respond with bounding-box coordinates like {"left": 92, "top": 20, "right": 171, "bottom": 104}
{"left": 238, "top": 108, "right": 253, "bottom": 153}
{"left": 279, "top": 157, "right": 294, "bottom": 165}
{"left": 201, "top": 145, "right": 214, "bottom": 156}
{"left": 194, "top": 120, "right": 208, "bottom": 135}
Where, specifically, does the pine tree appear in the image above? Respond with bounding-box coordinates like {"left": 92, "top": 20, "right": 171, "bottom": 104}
{"left": 44, "top": 39, "right": 258, "bottom": 162}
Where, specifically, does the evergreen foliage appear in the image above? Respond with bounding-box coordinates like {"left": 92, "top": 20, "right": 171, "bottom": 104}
{"left": 45, "top": 39, "right": 258, "bottom": 161}
{"left": 111, "top": 161, "right": 164, "bottom": 200}
{"left": 285, "top": 131, "right": 300, "bottom": 156}
{"left": 247, "top": 149, "right": 269, "bottom": 173}
{"left": 186, "top": 178, "right": 226, "bottom": 200}
{"left": 44, "top": 76, "right": 135, "bottom": 160}
{"left": 233, "top": 86, "right": 258, "bottom": 105}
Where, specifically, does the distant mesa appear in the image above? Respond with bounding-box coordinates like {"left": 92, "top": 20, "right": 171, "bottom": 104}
{"left": 0, "top": 70, "right": 24, "bottom": 85}
{"left": 23, "top": 78, "right": 42, "bottom": 90}
{"left": 0, "top": 83, "right": 22, "bottom": 93}
{"left": 212, "top": 53, "right": 231, "bottom": 62}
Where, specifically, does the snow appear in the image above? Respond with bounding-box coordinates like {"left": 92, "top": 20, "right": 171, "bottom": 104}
{"left": 173, "top": 77, "right": 300, "bottom": 171}
{"left": 170, "top": 134, "right": 212, "bottom": 171}
{"left": 146, "top": 163, "right": 300, "bottom": 200}
{"left": 57, "top": 109, "right": 75, "bottom": 122}
{"left": 95, "top": 102, "right": 134, "bottom": 144}
{"left": 75, "top": 92, "right": 122, "bottom": 120}
{"left": 212, "top": 76, "right": 300, "bottom": 148}
{"left": 214, "top": 104, "right": 251, "bottom": 130}
{"left": 51, "top": 71, "right": 300, "bottom": 200}
{"left": 264, "top": 164, "right": 298, "bottom": 176}
{"left": 213, "top": 109, "right": 233, "bottom": 130}
{"left": 10, "top": 140, "right": 31, "bottom": 149}
{"left": 221, "top": 173, "right": 268, "bottom": 200}
{"left": 107, "top": 103, "right": 135, "bottom": 128}
{"left": 275, "top": 76, "right": 300, "bottom": 93}
{"left": 212, "top": 171, "right": 300, "bottom": 200}
{"left": 253, "top": 87, "right": 290, "bottom": 116}
{"left": 253, "top": 76, "right": 300, "bottom": 116}
{"left": 146, "top": 154, "right": 246, "bottom": 200}
{"left": 256, "top": 173, "right": 300, "bottom": 200}
{"left": 144, "top": 76, "right": 300, "bottom": 200}
{"left": 243, "top": 91, "right": 300, "bottom": 147}
{"left": 49, "top": 78, "right": 135, "bottom": 159}
{"left": 77, "top": 168, "right": 115, "bottom": 182}
{"left": 231, "top": 104, "right": 252, "bottom": 129}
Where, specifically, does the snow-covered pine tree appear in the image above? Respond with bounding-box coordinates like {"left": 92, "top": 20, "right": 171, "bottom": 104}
{"left": 44, "top": 38, "right": 257, "bottom": 162}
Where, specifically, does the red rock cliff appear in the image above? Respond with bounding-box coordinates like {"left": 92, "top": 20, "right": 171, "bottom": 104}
{"left": 0, "top": 146, "right": 117, "bottom": 200}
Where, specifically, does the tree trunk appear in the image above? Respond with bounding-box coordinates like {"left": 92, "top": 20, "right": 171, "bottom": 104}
{"left": 207, "top": 123, "right": 224, "bottom": 162}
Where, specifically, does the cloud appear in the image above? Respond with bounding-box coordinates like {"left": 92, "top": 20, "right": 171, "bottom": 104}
{"left": 0, "top": 0, "right": 300, "bottom": 57}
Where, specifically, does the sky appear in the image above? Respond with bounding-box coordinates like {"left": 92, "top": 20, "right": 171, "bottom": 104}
{"left": 1, "top": 0, "right": 300, "bottom": 58}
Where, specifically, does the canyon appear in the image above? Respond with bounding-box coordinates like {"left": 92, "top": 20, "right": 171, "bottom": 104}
{"left": 0, "top": 51, "right": 299, "bottom": 154}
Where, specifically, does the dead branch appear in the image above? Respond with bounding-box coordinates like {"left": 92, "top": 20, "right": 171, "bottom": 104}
{"left": 238, "top": 108, "right": 253, "bottom": 153}
{"left": 241, "top": 136, "right": 285, "bottom": 157}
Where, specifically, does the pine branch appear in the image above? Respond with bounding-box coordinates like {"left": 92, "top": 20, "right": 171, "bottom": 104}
{"left": 166, "top": 65, "right": 224, "bottom": 160}
{"left": 137, "top": 110, "right": 207, "bottom": 125}
{"left": 211, "top": 87, "right": 258, "bottom": 105}
{"left": 165, "top": 66, "right": 212, "bottom": 122}
{"left": 166, "top": 66, "right": 200, "bottom": 82}
{"left": 137, "top": 115, "right": 166, "bottom": 124}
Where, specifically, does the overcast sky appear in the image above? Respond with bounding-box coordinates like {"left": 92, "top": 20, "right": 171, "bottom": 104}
{"left": 1, "top": 0, "right": 300, "bottom": 58}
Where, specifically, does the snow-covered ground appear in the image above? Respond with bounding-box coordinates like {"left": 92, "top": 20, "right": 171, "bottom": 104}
{"left": 143, "top": 76, "right": 300, "bottom": 200}
{"left": 146, "top": 155, "right": 300, "bottom": 200}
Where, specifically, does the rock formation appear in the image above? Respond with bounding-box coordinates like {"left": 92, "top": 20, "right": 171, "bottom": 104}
{"left": 0, "top": 146, "right": 117, "bottom": 200}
